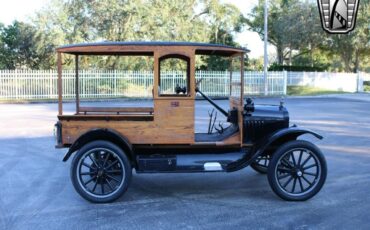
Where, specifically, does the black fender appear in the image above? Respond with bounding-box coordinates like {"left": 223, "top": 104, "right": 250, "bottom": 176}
{"left": 253, "top": 126, "right": 322, "bottom": 157}
{"left": 226, "top": 126, "right": 322, "bottom": 172}
{"left": 62, "top": 128, "right": 133, "bottom": 163}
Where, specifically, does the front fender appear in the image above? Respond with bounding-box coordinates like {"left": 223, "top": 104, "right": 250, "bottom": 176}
{"left": 254, "top": 126, "right": 322, "bottom": 157}
{"left": 62, "top": 128, "right": 133, "bottom": 162}
{"left": 226, "top": 126, "right": 322, "bottom": 172}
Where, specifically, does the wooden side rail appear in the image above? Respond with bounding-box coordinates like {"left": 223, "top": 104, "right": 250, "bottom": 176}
{"left": 78, "top": 106, "right": 154, "bottom": 115}
{"left": 58, "top": 114, "right": 154, "bottom": 121}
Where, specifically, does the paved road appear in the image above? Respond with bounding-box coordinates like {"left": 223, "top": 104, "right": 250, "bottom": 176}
{"left": 0, "top": 94, "right": 369, "bottom": 229}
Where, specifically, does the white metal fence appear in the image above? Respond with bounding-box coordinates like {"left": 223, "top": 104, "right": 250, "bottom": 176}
{"left": 0, "top": 70, "right": 286, "bottom": 100}
{"left": 0, "top": 70, "right": 368, "bottom": 100}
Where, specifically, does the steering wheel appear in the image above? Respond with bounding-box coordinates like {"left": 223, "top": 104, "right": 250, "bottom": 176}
{"left": 175, "top": 84, "right": 186, "bottom": 94}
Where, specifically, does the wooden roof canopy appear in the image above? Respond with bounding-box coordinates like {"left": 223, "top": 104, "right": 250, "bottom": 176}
{"left": 56, "top": 41, "right": 249, "bottom": 56}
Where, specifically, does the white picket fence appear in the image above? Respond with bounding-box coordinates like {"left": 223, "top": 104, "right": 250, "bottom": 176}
{"left": 287, "top": 71, "right": 370, "bottom": 92}
{"left": 0, "top": 70, "right": 287, "bottom": 100}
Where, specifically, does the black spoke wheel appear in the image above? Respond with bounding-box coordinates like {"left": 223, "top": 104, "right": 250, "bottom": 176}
{"left": 267, "top": 140, "right": 327, "bottom": 201}
{"left": 71, "top": 140, "right": 132, "bottom": 203}
{"left": 250, "top": 154, "right": 271, "bottom": 174}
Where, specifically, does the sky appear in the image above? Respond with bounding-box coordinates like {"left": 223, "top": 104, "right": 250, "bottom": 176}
{"left": 0, "top": 0, "right": 275, "bottom": 59}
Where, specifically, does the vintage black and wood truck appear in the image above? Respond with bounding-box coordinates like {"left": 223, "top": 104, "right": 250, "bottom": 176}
{"left": 54, "top": 42, "right": 327, "bottom": 203}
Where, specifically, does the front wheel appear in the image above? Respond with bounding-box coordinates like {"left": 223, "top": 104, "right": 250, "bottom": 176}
{"left": 267, "top": 140, "right": 327, "bottom": 201}
{"left": 71, "top": 140, "right": 132, "bottom": 203}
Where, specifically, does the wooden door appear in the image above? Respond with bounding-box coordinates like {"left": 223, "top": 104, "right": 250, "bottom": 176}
{"left": 152, "top": 48, "right": 196, "bottom": 144}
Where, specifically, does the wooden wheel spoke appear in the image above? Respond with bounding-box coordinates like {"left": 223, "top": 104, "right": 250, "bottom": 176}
{"left": 105, "top": 178, "right": 114, "bottom": 191}
{"left": 303, "top": 171, "right": 317, "bottom": 177}
{"left": 298, "top": 151, "right": 303, "bottom": 166}
{"left": 101, "top": 182, "right": 105, "bottom": 194}
{"left": 82, "top": 162, "right": 95, "bottom": 170}
{"left": 277, "top": 166, "right": 291, "bottom": 173}
{"left": 278, "top": 173, "right": 290, "bottom": 180}
{"left": 105, "top": 160, "right": 119, "bottom": 170}
{"left": 106, "top": 169, "right": 122, "bottom": 174}
{"left": 84, "top": 175, "right": 97, "bottom": 185}
{"left": 283, "top": 176, "right": 294, "bottom": 188}
{"left": 292, "top": 178, "right": 297, "bottom": 193}
{"left": 301, "top": 155, "right": 312, "bottom": 167}
{"left": 102, "top": 153, "right": 110, "bottom": 167}
{"left": 282, "top": 158, "right": 293, "bottom": 168}
{"left": 92, "top": 180, "right": 98, "bottom": 192}
{"left": 302, "top": 175, "right": 313, "bottom": 186}
{"left": 303, "top": 163, "right": 317, "bottom": 170}
{"left": 89, "top": 154, "right": 99, "bottom": 168}
{"left": 81, "top": 171, "right": 96, "bottom": 176}
{"left": 291, "top": 152, "right": 297, "bottom": 167}
{"left": 106, "top": 174, "right": 120, "bottom": 183}
{"left": 298, "top": 177, "right": 304, "bottom": 192}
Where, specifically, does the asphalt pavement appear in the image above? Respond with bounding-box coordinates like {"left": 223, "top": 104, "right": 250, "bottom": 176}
{"left": 0, "top": 94, "right": 369, "bottom": 229}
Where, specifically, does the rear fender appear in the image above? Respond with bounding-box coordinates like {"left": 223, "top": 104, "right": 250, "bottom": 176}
{"left": 62, "top": 129, "right": 133, "bottom": 163}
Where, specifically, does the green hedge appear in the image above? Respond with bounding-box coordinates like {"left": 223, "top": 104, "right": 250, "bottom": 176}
{"left": 364, "top": 81, "right": 370, "bottom": 92}
{"left": 268, "top": 64, "right": 326, "bottom": 72}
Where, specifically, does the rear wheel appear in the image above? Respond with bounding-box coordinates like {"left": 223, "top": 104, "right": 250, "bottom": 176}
{"left": 250, "top": 154, "right": 271, "bottom": 174}
{"left": 267, "top": 140, "right": 327, "bottom": 201}
{"left": 71, "top": 140, "right": 132, "bottom": 203}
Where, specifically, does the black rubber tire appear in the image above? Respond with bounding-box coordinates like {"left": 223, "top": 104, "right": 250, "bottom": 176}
{"left": 250, "top": 155, "right": 270, "bottom": 174}
{"left": 267, "top": 140, "right": 327, "bottom": 201}
{"left": 70, "top": 140, "right": 132, "bottom": 203}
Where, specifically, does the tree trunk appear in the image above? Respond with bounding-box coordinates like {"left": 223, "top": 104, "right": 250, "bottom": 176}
{"left": 354, "top": 50, "right": 359, "bottom": 73}
{"left": 277, "top": 44, "right": 284, "bottom": 65}
{"left": 289, "top": 44, "right": 292, "bottom": 66}
{"left": 343, "top": 53, "right": 352, "bottom": 72}
{"left": 310, "top": 43, "right": 314, "bottom": 67}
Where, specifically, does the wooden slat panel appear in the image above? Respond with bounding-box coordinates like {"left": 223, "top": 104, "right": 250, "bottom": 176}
{"left": 60, "top": 99, "right": 194, "bottom": 145}
{"left": 61, "top": 120, "right": 193, "bottom": 144}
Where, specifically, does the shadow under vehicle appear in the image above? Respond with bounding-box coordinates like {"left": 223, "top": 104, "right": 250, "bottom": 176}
{"left": 54, "top": 42, "right": 327, "bottom": 203}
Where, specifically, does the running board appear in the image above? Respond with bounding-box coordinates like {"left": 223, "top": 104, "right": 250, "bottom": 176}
{"left": 136, "top": 151, "right": 248, "bottom": 173}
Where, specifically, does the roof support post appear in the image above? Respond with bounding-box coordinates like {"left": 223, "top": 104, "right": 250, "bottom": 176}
{"left": 229, "top": 57, "right": 233, "bottom": 96}
{"left": 240, "top": 53, "right": 244, "bottom": 106}
{"left": 263, "top": 0, "right": 269, "bottom": 96}
{"left": 57, "top": 52, "right": 63, "bottom": 115}
{"left": 75, "top": 55, "right": 80, "bottom": 114}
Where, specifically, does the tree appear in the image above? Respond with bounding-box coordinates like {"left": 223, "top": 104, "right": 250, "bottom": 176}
{"left": 0, "top": 21, "right": 42, "bottom": 69}
{"left": 0, "top": 23, "right": 5, "bottom": 69}
{"left": 31, "top": 0, "right": 245, "bottom": 70}
{"left": 323, "top": 0, "right": 370, "bottom": 72}
{"left": 197, "top": 0, "right": 245, "bottom": 70}
{"left": 247, "top": 0, "right": 323, "bottom": 66}
{"left": 247, "top": 0, "right": 370, "bottom": 72}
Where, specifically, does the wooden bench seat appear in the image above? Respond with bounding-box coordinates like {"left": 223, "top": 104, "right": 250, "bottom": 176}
{"left": 78, "top": 106, "right": 154, "bottom": 115}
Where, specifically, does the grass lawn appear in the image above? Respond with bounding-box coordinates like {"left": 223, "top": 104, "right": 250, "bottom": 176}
{"left": 287, "top": 85, "right": 348, "bottom": 96}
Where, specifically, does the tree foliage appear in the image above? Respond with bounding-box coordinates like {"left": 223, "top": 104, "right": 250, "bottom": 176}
{"left": 28, "top": 0, "right": 244, "bottom": 70}
{"left": 0, "top": 21, "right": 42, "bottom": 69}
{"left": 247, "top": 0, "right": 370, "bottom": 72}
